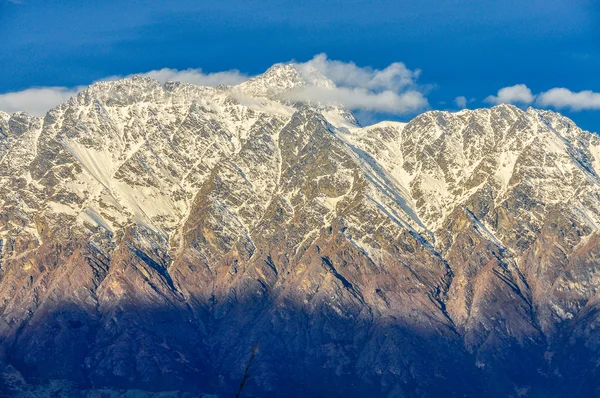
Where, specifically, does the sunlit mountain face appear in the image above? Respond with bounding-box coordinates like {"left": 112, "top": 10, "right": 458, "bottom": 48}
{"left": 1, "top": 64, "right": 600, "bottom": 397}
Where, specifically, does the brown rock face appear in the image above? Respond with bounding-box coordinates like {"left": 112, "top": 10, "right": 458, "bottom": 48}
{"left": 2, "top": 69, "right": 600, "bottom": 397}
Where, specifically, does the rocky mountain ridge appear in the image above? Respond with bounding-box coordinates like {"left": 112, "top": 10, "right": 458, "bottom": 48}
{"left": 1, "top": 63, "right": 600, "bottom": 397}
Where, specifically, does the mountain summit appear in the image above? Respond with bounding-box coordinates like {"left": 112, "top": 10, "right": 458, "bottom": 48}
{"left": 235, "top": 62, "right": 335, "bottom": 97}
{"left": 1, "top": 64, "right": 600, "bottom": 397}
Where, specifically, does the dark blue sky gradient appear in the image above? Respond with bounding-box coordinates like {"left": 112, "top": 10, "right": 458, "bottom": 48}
{"left": 1, "top": 0, "right": 599, "bottom": 130}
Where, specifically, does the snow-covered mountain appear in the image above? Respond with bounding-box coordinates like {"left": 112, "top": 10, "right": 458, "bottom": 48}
{"left": 2, "top": 63, "right": 600, "bottom": 397}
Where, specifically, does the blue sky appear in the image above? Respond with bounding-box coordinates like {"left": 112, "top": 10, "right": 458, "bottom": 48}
{"left": 1, "top": 0, "right": 599, "bottom": 130}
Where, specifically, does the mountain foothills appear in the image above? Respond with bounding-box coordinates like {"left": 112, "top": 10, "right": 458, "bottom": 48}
{"left": 2, "top": 64, "right": 600, "bottom": 397}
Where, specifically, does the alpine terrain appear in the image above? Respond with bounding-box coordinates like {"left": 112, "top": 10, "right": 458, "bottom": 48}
{"left": 2, "top": 63, "right": 600, "bottom": 397}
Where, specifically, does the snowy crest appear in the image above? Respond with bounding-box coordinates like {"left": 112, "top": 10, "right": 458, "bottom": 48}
{"left": 234, "top": 63, "right": 335, "bottom": 98}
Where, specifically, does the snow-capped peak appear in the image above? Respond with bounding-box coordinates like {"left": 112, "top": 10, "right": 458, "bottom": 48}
{"left": 77, "top": 75, "right": 165, "bottom": 105}
{"left": 234, "top": 62, "right": 334, "bottom": 98}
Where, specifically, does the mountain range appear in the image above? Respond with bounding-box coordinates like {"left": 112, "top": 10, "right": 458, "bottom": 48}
{"left": 2, "top": 63, "right": 600, "bottom": 397}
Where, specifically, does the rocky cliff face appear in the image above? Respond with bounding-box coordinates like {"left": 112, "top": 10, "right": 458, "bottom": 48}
{"left": 1, "top": 64, "right": 600, "bottom": 397}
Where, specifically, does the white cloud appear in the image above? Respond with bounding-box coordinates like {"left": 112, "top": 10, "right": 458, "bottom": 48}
{"left": 286, "top": 53, "right": 428, "bottom": 115}
{"left": 0, "top": 55, "right": 428, "bottom": 117}
{"left": 0, "top": 86, "right": 85, "bottom": 116}
{"left": 137, "top": 68, "right": 248, "bottom": 87}
{"left": 297, "top": 53, "right": 420, "bottom": 92}
{"left": 281, "top": 86, "right": 428, "bottom": 115}
{"left": 0, "top": 68, "right": 250, "bottom": 116}
{"left": 536, "top": 88, "right": 600, "bottom": 111}
{"left": 484, "top": 84, "right": 600, "bottom": 112}
{"left": 485, "top": 84, "right": 535, "bottom": 105}
{"left": 455, "top": 96, "right": 468, "bottom": 108}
